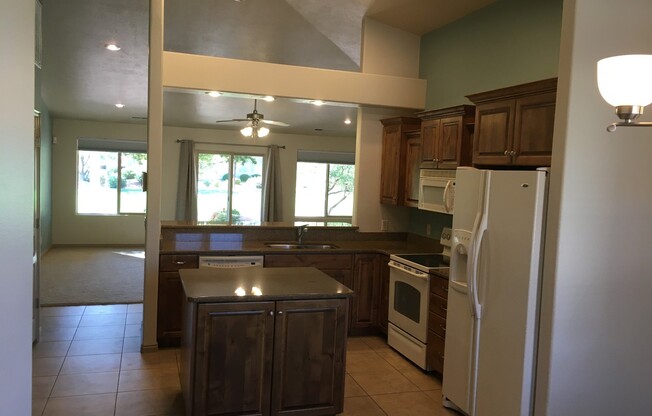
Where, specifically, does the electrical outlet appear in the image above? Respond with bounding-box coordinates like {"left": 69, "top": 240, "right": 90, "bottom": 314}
{"left": 426, "top": 224, "right": 432, "bottom": 236}
{"left": 381, "top": 220, "right": 389, "bottom": 231}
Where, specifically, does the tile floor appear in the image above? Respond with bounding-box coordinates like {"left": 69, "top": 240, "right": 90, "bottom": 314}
{"left": 33, "top": 304, "right": 458, "bottom": 416}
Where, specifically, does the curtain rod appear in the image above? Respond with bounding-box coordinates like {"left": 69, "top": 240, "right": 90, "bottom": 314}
{"left": 176, "top": 139, "right": 285, "bottom": 150}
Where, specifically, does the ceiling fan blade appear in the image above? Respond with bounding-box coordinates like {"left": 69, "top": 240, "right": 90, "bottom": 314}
{"left": 215, "top": 118, "right": 250, "bottom": 123}
{"left": 261, "top": 119, "right": 290, "bottom": 127}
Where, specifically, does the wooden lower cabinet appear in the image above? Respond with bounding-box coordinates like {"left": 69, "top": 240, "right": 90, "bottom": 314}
{"left": 158, "top": 254, "right": 198, "bottom": 347}
{"left": 426, "top": 272, "right": 449, "bottom": 374}
{"left": 351, "top": 254, "right": 381, "bottom": 333}
{"left": 377, "top": 255, "right": 390, "bottom": 335}
{"left": 182, "top": 299, "right": 348, "bottom": 416}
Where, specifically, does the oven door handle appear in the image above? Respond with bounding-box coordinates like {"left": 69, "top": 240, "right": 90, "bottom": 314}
{"left": 388, "top": 260, "right": 429, "bottom": 280}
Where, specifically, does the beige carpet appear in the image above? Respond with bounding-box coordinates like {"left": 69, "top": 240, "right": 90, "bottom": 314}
{"left": 40, "top": 246, "right": 144, "bottom": 306}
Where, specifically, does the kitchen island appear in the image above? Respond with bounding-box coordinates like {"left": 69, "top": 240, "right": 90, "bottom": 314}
{"left": 179, "top": 266, "right": 354, "bottom": 416}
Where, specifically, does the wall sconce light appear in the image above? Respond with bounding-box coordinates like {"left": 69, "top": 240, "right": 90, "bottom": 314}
{"left": 597, "top": 54, "right": 652, "bottom": 132}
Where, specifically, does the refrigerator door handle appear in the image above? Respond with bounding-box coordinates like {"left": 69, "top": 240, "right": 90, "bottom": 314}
{"left": 470, "top": 223, "right": 487, "bottom": 319}
{"left": 466, "top": 171, "right": 488, "bottom": 320}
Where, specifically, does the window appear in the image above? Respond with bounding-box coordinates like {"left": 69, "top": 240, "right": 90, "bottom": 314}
{"left": 294, "top": 151, "right": 355, "bottom": 225}
{"left": 197, "top": 152, "right": 264, "bottom": 225}
{"left": 76, "top": 139, "right": 147, "bottom": 215}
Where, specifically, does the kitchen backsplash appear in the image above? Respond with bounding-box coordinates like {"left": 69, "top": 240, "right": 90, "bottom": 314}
{"left": 409, "top": 209, "right": 452, "bottom": 240}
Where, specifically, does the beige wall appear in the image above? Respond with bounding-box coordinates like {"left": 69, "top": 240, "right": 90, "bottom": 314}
{"left": 0, "top": 0, "right": 34, "bottom": 413}
{"left": 51, "top": 118, "right": 355, "bottom": 244}
{"left": 535, "top": 0, "right": 652, "bottom": 413}
{"left": 52, "top": 119, "right": 149, "bottom": 245}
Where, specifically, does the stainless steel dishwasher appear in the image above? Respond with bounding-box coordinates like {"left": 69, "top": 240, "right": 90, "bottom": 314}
{"left": 198, "top": 255, "right": 264, "bottom": 269}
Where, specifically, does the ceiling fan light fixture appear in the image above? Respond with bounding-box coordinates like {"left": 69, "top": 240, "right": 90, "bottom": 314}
{"left": 206, "top": 91, "right": 221, "bottom": 98}
{"left": 240, "top": 126, "right": 253, "bottom": 137}
{"left": 257, "top": 126, "right": 270, "bottom": 137}
{"left": 344, "top": 118, "right": 352, "bottom": 125}
{"left": 105, "top": 43, "right": 121, "bottom": 51}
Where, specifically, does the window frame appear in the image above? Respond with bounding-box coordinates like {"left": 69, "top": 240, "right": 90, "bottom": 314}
{"left": 195, "top": 150, "right": 266, "bottom": 225}
{"left": 75, "top": 148, "right": 148, "bottom": 216}
{"left": 294, "top": 160, "right": 355, "bottom": 225}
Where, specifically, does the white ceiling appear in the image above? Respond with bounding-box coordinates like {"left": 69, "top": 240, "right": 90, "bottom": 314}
{"left": 40, "top": 0, "right": 494, "bottom": 137}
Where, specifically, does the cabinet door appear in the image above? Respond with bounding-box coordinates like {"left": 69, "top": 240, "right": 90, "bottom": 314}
{"left": 438, "top": 116, "right": 464, "bottom": 169}
{"left": 157, "top": 272, "right": 184, "bottom": 347}
{"left": 272, "top": 299, "right": 348, "bottom": 415}
{"left": 351, "top": 254, "right": 380, "bottom": 330}
{"left": 403, "top": 134, "right": 422, "bottom": 207}
{"left": 158, "top": 255, "right": 198, "bottom": 346}
{"left": 513, "top": 91, "right": 556, "bottom": 166}
{"left": 420, "top": 118, "right": 440, "bottom": 163}
{"left": 473, "top": 100, "right": 515, "bottom": 166}
{"left": 377, "top": 255, "right": 390, "bottom": 334}
{"left": 380, "top": 124, "right": 402, "bottom": 205}
{"left": 194, "top": 302, "right": 275, "bottom": 416}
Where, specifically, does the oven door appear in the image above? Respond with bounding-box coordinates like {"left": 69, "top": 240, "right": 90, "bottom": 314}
{"left": 388, "top": 260, "right": 430, "bottom": 343}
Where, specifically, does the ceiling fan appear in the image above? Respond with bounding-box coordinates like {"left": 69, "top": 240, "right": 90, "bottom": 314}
{"left": 216, "top": 99, "right": 290, "bottom": 138}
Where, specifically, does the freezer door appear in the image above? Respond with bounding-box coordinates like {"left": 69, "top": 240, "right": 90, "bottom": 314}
{"left": 473, "top": 170, "right": 547, "bottom": 416}
{"left": 442, "top": 167, "right": 485, "bottom": 414}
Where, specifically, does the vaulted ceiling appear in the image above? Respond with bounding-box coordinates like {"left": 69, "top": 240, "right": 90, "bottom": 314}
{"left": 40, "top": 0, "right": 494, "bottom": 137}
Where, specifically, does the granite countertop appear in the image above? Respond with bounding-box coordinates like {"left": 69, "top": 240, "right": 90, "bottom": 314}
{"left": 180, "top": 267, "right": 354, "bottom": 303}
{"left": 160, "top": 239, "right": 440, "bottom": 256}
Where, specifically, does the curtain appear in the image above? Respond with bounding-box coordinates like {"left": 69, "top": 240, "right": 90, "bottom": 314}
{"left": 262, "top": 144, "right": 283, "bottom": 222}
{"left": 175, "top": 140, "right": 197, "bottom": 221}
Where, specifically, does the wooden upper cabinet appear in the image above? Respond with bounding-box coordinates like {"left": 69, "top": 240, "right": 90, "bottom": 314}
{"left": 403, "top": 131, "right": 422, "bottom": 207}
{"left": 417, "top": 105, "right": 475, "bottom": 170}
{"left": 379, "top": 117, "right": 421, "bottom": 205}
{"left": 467, "top": 78, "right": 557, "bottom": 167}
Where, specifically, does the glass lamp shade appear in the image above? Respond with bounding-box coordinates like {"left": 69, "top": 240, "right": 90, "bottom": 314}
{"left": 257, "top": 127, "right": 270, "bottom": 138}
{"left": 597, "top": 54, "right": 652, "bottom": 107}
{"left": 240, "top": 126, "right": 253, "bottom": 137}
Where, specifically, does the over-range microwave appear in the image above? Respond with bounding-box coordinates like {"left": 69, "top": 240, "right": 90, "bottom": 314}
{"left": 418, "top": 169, "right": 456, "bottom": 214}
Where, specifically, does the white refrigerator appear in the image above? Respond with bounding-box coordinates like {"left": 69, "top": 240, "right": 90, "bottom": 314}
{"left": 442, "top": 167, "right": 548, "bottom": 416}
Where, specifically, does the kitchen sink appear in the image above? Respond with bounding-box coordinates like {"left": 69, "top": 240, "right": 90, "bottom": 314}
{"left": 265, "top": 243, "right": 338, "bottom": 249}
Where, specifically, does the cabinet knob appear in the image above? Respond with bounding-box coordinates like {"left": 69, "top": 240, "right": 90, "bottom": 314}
{"left": 269, "top": 311, "right": 274, "bottom": 316}
{"left": 278, "top": 311, "right": 283, "bottom": 315}
{"left": 510, "top": 150, "right": 516, "bottom": 156}
{"left": 504, "top": 150, "right": 509, "bottom": 156}
{"left": 174, "top": 261, "right": 186, "bottom": 265}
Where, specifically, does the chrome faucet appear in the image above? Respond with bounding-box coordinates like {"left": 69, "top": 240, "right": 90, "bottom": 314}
{"left": 296, "top": 224, "right": 309, "bottom": 244}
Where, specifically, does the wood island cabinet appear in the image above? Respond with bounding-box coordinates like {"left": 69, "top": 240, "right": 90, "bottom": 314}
{"left": 266, "top": 253, "right": 383, "bottom": 336}
{"left": 426, "top": 272, "right": 449, "bottom": 375}
{"left": 158, "top": 254, "right": 198, "bottom": 347}
{"left": 417, "top": 105, "right": 475, "bottom": 170}
{"left": 467, "top": 78, "right": 557, "bottom": 167}
{"left": 185, "top": 299, "right": 348, "bottom": 416}
{"left": 180, "top": 268, "right": 351, "bottom": 416}
{"left": 379, "top": 117, "right": 421, "bottom": 206}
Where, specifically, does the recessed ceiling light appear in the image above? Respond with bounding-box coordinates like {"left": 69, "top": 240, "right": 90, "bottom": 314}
{"left": 114, "top": 103, "right": 125, "bottom": 108}
{"left": 263, "top": 96, "right": 275, "bottom": 102}
{"left": 205, "top": 91, "right": 221, "bottom": 98}
{"left": 344, "top": 118, "right": 352, "bottom": 125}
{"left": 312, "top": 100, "right": 324, "bottom": 106}
{"left": 105, "top": 43, "right": 121, "bottom": 51}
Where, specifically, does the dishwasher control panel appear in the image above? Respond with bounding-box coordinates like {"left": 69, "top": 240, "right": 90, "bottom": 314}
{"left": 199, "top": 255, "right": 264, "bottom": 268}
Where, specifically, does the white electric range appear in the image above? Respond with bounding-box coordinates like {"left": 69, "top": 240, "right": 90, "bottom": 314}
{"left": 387, "top": 229, "right": 451, "bottom": 370}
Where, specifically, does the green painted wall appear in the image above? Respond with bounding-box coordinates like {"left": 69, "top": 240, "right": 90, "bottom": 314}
{"left": 410, "top": 0, "right": 563, "bottom": 239}
{"left": 419, "top": 0, "right": 563, "bottom": 109}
